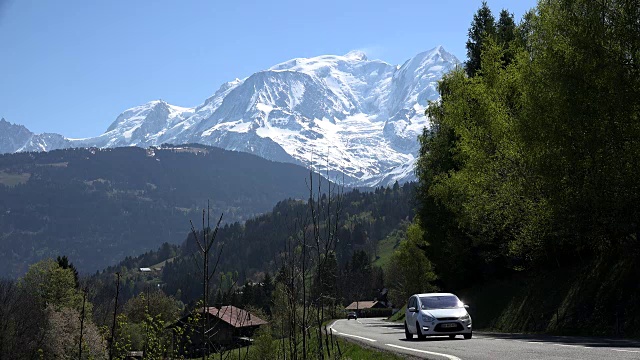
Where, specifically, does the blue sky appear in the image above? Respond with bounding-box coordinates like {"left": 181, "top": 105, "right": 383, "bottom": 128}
{"left": 0, "top": 0, "right": 537, "bottom": 138}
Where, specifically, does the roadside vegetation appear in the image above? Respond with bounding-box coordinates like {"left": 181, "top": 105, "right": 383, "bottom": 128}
{"left": 164, "top": 322, "right": 406, "bottom": 360}
{"left": 0, "top": 171, "right": 406, "bottom": 359}
{"left": 407, "top": 0, "right": 640, "bottom": 338}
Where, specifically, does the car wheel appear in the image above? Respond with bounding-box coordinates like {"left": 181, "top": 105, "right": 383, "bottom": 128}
{"left": 449, "top": 335, "right": 456, "bottom": 339}
{"left": 464, "top": 332, "right": 472, "bottom": 340}
{"left": 404, "top": 322, "right": 413, "bottom": 340}
{"left": 416, "top": 322, "right": 425, "bottom": 340}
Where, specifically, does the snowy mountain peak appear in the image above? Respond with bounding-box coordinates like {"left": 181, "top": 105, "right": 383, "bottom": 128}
{"left": 399, "top": 46, "right": 456, "bottom": 74}
{"left": 106, "top": 100, "right": 166, "bottom": 132}
{"left": 269, "top": 51, "right": 377, "bottom": 73}
{"left": 0, "top": 117, "right": 30, "bottom": 134}
{"left": 420, "top": 45, "right": 458, "bottom": 64}
{"left": 216, "top": 79, "right": 243, "bottom": 93}
{"left": 344, "top": 50, "right": 368, "bottom": 61}
{"left": 106, "top": 100, "right": 194, "bottom": 132}
{"left": 129, "top": 99, "right": 172, "bottom": 113}
{"left": 1, "top": 47, "right": 461, "bottom": 187}
{"left": 0, "top": 117, "right": 71, "bottom": 153}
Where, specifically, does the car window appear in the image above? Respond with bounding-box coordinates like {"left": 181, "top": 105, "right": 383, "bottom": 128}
{"left": 419, "top": 296, "right": 462, "bottom": 310}
{"left": 408, "top": 296, "right": 415, "bottom": 308}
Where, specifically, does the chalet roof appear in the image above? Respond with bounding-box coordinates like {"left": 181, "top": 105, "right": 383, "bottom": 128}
{"left": 201, "top": 306, "right": 268, "bottom": 328}
{"left": 345, "top": 301, "right": 383, "bottom": 310}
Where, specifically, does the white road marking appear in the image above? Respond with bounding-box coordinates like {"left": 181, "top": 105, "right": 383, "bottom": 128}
{"left": 336, "top": 332, "right": 377, "bottom": 342}
{"left": 553, "top": 343, "right": 581, "bottom": 348}
{"left": 330, "top": 327, "right": 377, "bottom": 342}
{"left": 336, "top": 322, "right": 640, "bottom": 358}
{"left": 386, "top": 343, "right": 462, "bottom": 360}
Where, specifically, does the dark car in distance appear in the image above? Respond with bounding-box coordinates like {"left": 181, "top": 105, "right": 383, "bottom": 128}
{"left": 347, "top": 311, "right": 358, "bottom": 320}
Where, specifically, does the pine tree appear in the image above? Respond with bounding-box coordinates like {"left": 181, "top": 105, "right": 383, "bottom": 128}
{"left": 496, "top": 9, "right": 516, "bottom": 66}
{"left": 56, "top": 255, "right": 80, "bottom": 289}
{"left": 465, "top": 1, "right": 496, "bottom": 77}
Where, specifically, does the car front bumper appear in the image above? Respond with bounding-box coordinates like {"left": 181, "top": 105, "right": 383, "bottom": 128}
{"left": 418, "top": 320, "right": 472, "bottom": 335}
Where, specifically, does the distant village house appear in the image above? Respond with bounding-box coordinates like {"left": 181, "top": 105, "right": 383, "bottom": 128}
{"left": 345, "top": 300, "right": 391, "bottom": 317}
{"left": 170, "top": 305, "right": 267, "bottom": 355}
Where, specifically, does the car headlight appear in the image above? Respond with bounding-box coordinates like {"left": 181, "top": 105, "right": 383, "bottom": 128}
{"left": 459, "top": 314, "right": 471, "bottom": 321}
{"left": 421, "top": 314, "right": 435, "bottom": 322}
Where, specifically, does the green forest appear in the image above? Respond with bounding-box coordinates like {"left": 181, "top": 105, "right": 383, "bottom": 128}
{"left": 416, "top": 0, "right": 640, "bottom": 336}
{"left": 0, "top": 178, "right": 417, "bottom": 359}
{"left": 88, "top": 181, "right": 415, "bottom": 312}
{"left": 0, "top": 144, "right": 334, "bottom": 276}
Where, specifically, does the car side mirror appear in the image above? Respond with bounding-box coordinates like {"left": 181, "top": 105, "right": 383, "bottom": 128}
{"left": 464, "top": 305, "right": 470, "bottom": 309}
{"left": 408, "top": 307, "right": 417, "bottom": 313}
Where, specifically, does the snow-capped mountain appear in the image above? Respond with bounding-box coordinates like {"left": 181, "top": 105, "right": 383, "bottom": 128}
{"left": 0, "top": 46, "right": 459, "bottom": 186}
{"left": 79, "top": 100, "right": 195, "bottom": 148}
{"left": 0, "top": 118, "right": 71, "bottom": 153}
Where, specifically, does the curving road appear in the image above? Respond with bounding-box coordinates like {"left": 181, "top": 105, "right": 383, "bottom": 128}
{"left": 330, "top": 318, "right": 640, "bottom": 360}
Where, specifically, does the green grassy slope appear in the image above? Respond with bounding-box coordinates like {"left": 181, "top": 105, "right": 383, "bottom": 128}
{"left": 372, "top": 227, "right": 406, "bottom": 270}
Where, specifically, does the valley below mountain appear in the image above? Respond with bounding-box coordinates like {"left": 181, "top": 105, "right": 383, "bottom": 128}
{"left": 0, "top": 144, "right": 336, "bottom": 276}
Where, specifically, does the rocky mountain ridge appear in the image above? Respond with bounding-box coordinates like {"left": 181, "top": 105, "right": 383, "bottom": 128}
{"left": 1, "top": 47, "right": 459, "bottom": 186}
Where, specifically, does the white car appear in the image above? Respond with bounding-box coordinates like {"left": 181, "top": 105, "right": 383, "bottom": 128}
{"left": 404, "top": 293, "right": 472, "bottom": 340}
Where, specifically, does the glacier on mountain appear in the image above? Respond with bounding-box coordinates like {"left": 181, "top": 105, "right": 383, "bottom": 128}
{"left": 1, "top": 46, "right": 460, "bottom": 187}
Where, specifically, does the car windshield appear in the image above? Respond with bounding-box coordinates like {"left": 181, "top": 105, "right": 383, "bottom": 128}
{"left": 419, "top": 296, "right": 461, "bottom": 310}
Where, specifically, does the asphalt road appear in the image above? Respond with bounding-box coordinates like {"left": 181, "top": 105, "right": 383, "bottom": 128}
{"left": 330, "top": 318, "right": 640, "bottom": 360}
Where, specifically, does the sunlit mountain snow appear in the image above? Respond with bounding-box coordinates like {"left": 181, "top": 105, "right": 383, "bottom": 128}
{"left": 2, "top": 47, "right": 459, "bottom": 186}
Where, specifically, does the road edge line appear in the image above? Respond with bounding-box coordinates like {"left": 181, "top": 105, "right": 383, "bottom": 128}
{"left": 386, "top": 343, "right": 462, "bottom": 360}
{"left": 333, "top": 331, "right": 377, "bottom": 342}
{"left": 329, "top": 320, "right": 377, "bottom": 342}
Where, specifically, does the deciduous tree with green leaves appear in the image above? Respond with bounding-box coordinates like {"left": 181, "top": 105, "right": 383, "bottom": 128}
{"left": 385, "top": 220, "right": 437, "bottom": 306}
{"left": 417, "top": 0, "right": 640, "bottom": 292}
{"left": 20, "top": 258, "right": 85, "bottom": 311}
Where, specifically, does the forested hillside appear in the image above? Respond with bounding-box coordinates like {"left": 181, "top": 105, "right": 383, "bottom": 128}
{"left": 88, "top": 182, "right": 416, "bottom": 308}
{"left": 0, "top": 144, "right": 336, "bottom": 276}
{"left": 414, "top": 1, "right": 640, "bottom": 336}
{"left": 0, "top": 181, "right": 415, "bottom": 359}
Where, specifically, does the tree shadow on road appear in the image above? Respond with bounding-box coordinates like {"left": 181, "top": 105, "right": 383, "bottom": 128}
{"left": 478, "top": 332, "right": 640, "bottom": 349}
